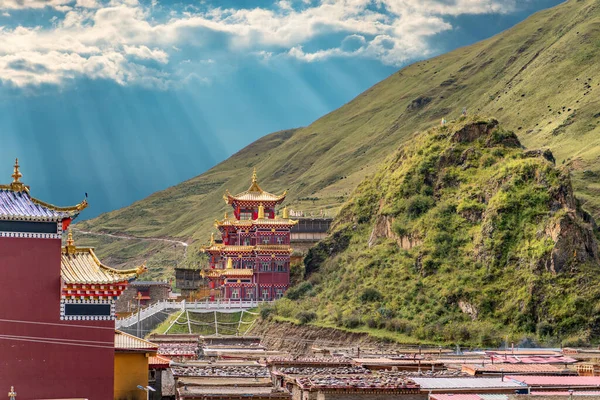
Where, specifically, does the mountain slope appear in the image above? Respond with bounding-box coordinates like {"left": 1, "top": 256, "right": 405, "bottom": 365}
{"left": 79, "top": 0, "right": 600, "bottom": 275}
{"left": 276, "top": 117, "right": 600, "bottom": 346}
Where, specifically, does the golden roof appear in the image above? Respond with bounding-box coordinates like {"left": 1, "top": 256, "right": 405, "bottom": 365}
{"left": 223, "top": 168, "right": 286, "bottom": 205}
{"left": 115, "top": 330, "right": 159, "bottom": 351}
{"left": 255, "top": 245, "right": 294, "bottom": 253}
{"left": 202, "top": 244, "right": 255, "bottom": 253}
{"left": 61, "top": 232, "right": 146, "bottom": 284}
{"left": 202, "top": 268, "right": 254, "bottom": 278}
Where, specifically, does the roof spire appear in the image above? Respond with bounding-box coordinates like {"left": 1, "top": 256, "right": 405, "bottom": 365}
{"left": 252, "top": 167, "right": 257, "bottom": 184}
{"left": 210, "top": 232, "right": 215, "bottom": 246}
{"left": 66, "top": 230, "right": 76, "bottom": 254}
{"left": 226, "top": 257, "right": 233, "bottom": 269}
{"left": 12, "top": 159, "right": 21, "bottom": 183}
{"left": 8, "top": 159, "right": 27, "bottom": 192}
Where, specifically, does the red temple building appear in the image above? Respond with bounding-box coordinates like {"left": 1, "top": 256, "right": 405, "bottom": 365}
{"left": 0, "top": 159, "right": 145, "bottom": 400}
{"left": 201, "top": 169, "right": 296, "bottom": 301}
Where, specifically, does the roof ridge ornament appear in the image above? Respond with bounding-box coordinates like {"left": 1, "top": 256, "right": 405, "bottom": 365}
{"left": 248, "top": 168, "right": 263, "bottom": 193}
{"left": 66, "top": 230, "right": 77, "bottom": 254}
{"left": 9, "top": 158, "right": 28, "bottom": 192}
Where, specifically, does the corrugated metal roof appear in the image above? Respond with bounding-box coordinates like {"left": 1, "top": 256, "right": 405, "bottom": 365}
{"left": 508, "top": 376, "right": 600, "bottom": 387}
{"left": 61, "top": 247, "right": 142, "bottom": 284}
{"left": 430, "top": 394, "right": 508, "bottom": 400}
{"left": 491, "top": 356, "right": 578, "bottom": 364}
{"left": 531, "top": 392, "right": 600, "bottom": 396}
{"left": 115, "top": 330, "right": 159, "bottom": 351}
{"left": 412, "top": 378, "right": 525, "bottom": 390}
{"left": 464, "top": 364, "right": 563, "bottom": 374}
{"left": 0, "top": 189, "right": 79, "bottom": 221}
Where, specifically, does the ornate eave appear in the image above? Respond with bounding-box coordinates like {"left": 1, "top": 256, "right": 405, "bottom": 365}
{"left": 0, "top": 159, "right": 88, "bottom": 222}
{"left": 61, "top": 231, "right": 147, "bottom": 285}
{"left": 215, "top": 218, "right": 298, "bottom": 228}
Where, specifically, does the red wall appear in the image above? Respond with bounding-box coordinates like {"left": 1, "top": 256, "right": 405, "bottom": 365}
{"left": 0, "top": 238, "right": 114, "bottom": 400}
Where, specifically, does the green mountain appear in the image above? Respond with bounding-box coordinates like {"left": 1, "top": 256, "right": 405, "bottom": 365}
{"left": 78, "top": 0, "right": 600, "bottom": 279}
{"left": 271, "top": 117, "right": 600, "bottom": 346}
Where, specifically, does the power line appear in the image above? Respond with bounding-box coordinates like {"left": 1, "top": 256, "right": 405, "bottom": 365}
{"left": 0, "top": 335, "right": 115, "bottom": 349}
{"left": 0, "top": 317, "right": 116, "bottom": 331}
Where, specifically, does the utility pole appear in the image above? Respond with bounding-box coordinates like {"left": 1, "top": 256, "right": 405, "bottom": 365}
{"left": 136, "top": 291, "right": 142, "bottom": 338}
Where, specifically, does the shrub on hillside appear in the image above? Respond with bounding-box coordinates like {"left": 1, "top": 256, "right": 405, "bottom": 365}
{"left": 259, "top": 305, "right": 274, "bottom": 320}
{"left": 296, "top": 311, "right": 317, "bottom": 325}
{"left": 360, "top": 288, "right": 383, "bottom": 303}
{"left": 286, "top": 281, "right": 313, "bottom": 300}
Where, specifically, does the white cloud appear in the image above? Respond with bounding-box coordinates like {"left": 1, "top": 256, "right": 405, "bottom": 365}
{"left": 0, "top": 0, "right": 519, "bottom": 88}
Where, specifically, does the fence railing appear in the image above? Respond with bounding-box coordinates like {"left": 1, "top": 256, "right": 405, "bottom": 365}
{"left": 116, "top": 299, "right": 271, "bottom": 329}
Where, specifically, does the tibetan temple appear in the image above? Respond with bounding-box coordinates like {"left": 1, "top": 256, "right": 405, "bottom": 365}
{"left": 0, "top": 159, "right": 145, "bottom": 400}
{"left": 201, "top": 169, "right": 296, "bottom": 301}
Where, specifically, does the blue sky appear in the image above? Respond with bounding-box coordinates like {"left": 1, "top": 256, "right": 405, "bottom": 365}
{"left": 0, "top": 0, "right": 563, "bottom": 220}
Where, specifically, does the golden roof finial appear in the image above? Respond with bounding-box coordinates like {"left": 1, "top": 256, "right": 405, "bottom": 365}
{"left": 8, "top": 158, "right": 27, "bottom": 192}
{"left": 66, "top": 230, "right": 76, "bottom": 254}
{"left": 224, "top": 211, "right": 228, "bottom": 219}
{"left": 226, "top": 258, "right": 233, "bottom": 269}
{"left": 12, "top": 159, "right": 22, "bottom": 183}
{"left": 210, "top": 232, "right": 215, "bottom": 246}
{"left": 283, "top": 206, "right": 289, "bottom": 219}
{"left": 252, "top": 167, "right": 257, "bottom": 184}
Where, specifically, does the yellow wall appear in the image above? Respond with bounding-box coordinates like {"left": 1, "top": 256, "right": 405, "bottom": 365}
{"left": 114, "top": 352, "right": 153, "bottom": 400}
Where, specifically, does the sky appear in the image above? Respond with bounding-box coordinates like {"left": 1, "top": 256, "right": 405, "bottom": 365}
{"left": 0, "top": 0, "right": 564, "bottom": 220}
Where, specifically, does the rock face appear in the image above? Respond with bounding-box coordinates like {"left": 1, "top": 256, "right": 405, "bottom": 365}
{"left": 543, "top": 211, "right": 599, "bottom": 273}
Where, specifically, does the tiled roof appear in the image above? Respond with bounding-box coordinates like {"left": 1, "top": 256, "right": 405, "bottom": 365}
{"left": 130, "top": 281, "right": 170, "bottom": 287}
{"left": 62, "top": 245, "right": 145, "bottom": 284}
{"left": 507, "top": 376, "right": 600, "bottom": 387}
{"left": 115, "top": 330, "right": 159, "bottom": 351}
{"left": 149, "top": 355, "right": 171, "bottom": 368}
{"left": 412, "top": 378, "right": 525, "bottom": 390}
{"left": 0, "top": 189, "right": 86, "bottom": 221}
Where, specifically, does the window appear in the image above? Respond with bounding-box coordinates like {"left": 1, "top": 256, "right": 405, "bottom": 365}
{"left": 276, "top": 236, "right": 284, "bottom": 244}
{"left": 240, "top": 212, "right": 253, "bottom": 220}
{"left": 246, "top": 291, "right": 254, "bottom": 300}
{"left": 261, "top": 262, "right": 270, "bottom": 272}
{"left": 262, "top": 289, "right": 269, "bottom": 300}
{"left": 231, "top": 289, "right": 240, "bottom": 299}
{"left": 243, "top": 238, "right": 251, "bottom": 246}
{"left": 276, "top": 289, "right": 284, "bottom": 299}
{"left": 261, "top": 236, "right": 270, "bottom": 244}
{"left": 277, "top": 263, "right": 285, "bottom": 272}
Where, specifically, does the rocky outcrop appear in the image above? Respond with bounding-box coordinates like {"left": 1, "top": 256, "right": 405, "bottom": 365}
{"left": 542, "top": 211, "right": 599, "bottom": 273}
{"left": 458, "top": 301, "right": 479, "bottom": 321}
{"left": 368, "top": 215, "right": 422, "bottom": 249}
{"left": 451, "top": 119, "right": 498, "bottom": 143}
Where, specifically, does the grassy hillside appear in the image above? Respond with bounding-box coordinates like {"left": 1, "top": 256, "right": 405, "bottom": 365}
{"left": 79, "top": 0, "right": 600, "bottom": 277}
{"left": 269, "top": 117, "right": 600, "bottom": 346}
